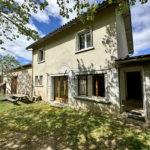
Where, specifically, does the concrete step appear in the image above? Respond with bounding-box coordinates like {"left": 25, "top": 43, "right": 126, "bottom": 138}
{"left": 49, "top": 101, "right": 68, "bottom": 108}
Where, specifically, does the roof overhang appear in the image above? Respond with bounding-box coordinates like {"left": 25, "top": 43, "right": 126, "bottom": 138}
{"left": 116, "top": 54, "right": 150, "bottom": 64}
{"left": 26, "top": 0, "right": 114, "bottom": 50}
{"left": 26, "top": 0, "right": 134, "bottom": 53}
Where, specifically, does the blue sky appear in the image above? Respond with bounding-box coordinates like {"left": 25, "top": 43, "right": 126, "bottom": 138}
{"left": 1, "top": 0, "right": 150, "bottom": 65}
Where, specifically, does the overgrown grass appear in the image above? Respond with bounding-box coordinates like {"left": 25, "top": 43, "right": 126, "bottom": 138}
{"left": 0, "top": 94, "right": 150, "bottom": 150}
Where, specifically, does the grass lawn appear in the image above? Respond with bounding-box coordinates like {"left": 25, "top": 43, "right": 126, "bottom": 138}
{"left": 0, "top": 94, "right": 150, "bottom": 150}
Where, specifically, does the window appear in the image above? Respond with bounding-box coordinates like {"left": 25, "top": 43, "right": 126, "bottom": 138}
{"left": 35, "top": 76, "right": 38, "bottom": 86}
{"left": 78, "top": 74, "right": 105, "bottom": 98}
{"left": 39, "top": 76, "right": 43, "bottom": 85}
{"left": 38, "top": 49, "right": 44, "bottom": 63}
{"left": 79, "top": 30, "right": 91, "bottom": 50}
{"left": 35, "top": 75, "right": 43, "bottom": 86}
{"left": 75, "top": 26, "right": 93, "bottom": 52}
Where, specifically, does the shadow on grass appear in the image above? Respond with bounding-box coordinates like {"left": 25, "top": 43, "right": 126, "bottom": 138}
{"left": 0, "top": 103, "right": 150, "bottom": 150}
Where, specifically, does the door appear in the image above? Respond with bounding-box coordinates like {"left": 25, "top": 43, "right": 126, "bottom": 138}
{"left": 126, "top": 72, "right": 142, "bottom": 100}
{"left": 11, "top": 77, "right": 17, "bottom": 94}
{"left": 54, "top": 76, "right": 68, "bottom": 103}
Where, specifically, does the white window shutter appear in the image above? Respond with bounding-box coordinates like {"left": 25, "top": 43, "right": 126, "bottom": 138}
{"left": 89, "top": 26, "right": 93, "bottom": 47}
{"left": 105, "top": 74, "right": 108, "bottom": 100}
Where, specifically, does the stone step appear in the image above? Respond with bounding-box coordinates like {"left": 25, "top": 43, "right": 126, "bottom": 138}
{"left": 49, "top": 101, "right": 68, "bottom": 108}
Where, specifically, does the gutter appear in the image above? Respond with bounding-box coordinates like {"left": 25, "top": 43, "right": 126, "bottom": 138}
{"left": 116, "top": 57, "right": 150, "bottom": 64}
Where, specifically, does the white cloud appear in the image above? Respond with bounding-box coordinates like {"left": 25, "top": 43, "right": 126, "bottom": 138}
{"left": 1, "top": 0, "right": 149, "bottom": 64}
{"left": 131, "top": 1, "right": 150, "bottom": 55}
{"left": 0, "top": 20, "right": 45, "bottom": 61}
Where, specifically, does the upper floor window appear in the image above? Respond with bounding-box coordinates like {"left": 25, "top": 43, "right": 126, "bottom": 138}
{"left": 79, "top": 30, "right": 91, "bottom": 50}
{"left": 75, "top": 26, "right": 93, "bottom": 53}
{"left": 38, "top": 49, "right": 45, "bottom": 63}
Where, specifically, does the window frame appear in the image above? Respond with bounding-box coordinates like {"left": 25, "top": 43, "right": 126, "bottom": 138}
{"left": 78, "top": 74, "right": 106, "bottom": 99}
{"left": 39, "top": 75, "right": 43, "bottom": 86}
{"left": 75, "top": 26, "right": 94, "bottom": 53}
{"left": 38, "top": 48, "right": 45, "bottom": 63}
{"left": 35, "top": 75, "right": 43, "bottom": 87}
{"left": 35, "top": 76, "right": 38, "bottom": 86}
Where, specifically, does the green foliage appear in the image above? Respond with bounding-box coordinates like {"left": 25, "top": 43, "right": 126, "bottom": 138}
{"left": 0, "top": 0, "right": 48, "bottom": 50}
{"left": 0, "top": 54, "right": 23, "bottom": 92}
{"left": 57, "top": 0, "right": 148, "bottom": 23}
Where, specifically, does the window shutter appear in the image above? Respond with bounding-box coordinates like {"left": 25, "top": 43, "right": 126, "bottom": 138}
{"left": 89, "top": 26, "right": 93, "bottom": 47}
{"left": 75, "top": 33, "right": 79, "bottom": 51}
{"left": 43, "top": 49, "right": 45, "bottom": 61}
{"left": 37, "top": 50, "right": 40, "bottom": 63}
{"left": 104, "top": 74, "right": 108, "bottom": 100}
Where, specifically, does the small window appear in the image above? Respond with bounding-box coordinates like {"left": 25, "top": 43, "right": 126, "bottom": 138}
{"left": 79, "top": 30, "right": 91, "bottom": 50}
{"left": 35, "top": 75, "right": 43, "bottom": 86}
{"left": 39, "top": 76, "right": 43, "bottom": 85}
{"left": 35, "top": 76, "right": 38, "bottom": 86}
{"left": 38, "top": 49, "right": 44, "bottom": 62}
{"left": 78, "top": 74, "right": 105, "bottom": 98}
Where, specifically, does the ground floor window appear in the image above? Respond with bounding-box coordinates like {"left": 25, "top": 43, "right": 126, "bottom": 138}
{"left": 54, "top": 76, "right": 68, "bottom": 103}
{"left": 78, "top": 74, "right": 105, "bottom": 98}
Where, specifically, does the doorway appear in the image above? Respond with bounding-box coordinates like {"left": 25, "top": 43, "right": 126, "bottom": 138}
{"left": 120, "top": 67, "right": 145, "bottom": 116}
{"left": 126, "top": 72, "right": 142, "bottom": 100}
{"left": 54, "top": 76, "right": 68, "bottom": 103}
{"left": 11, "top": 77, "right": 17, "bottom": 94}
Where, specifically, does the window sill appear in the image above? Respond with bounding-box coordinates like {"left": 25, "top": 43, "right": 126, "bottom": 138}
{"left": 74, "top": 96, "right": 111, "bottom": 104}
{"left": 35, "top": 85, "right": 43, "bottom": 87}
{"left": 38, "top": 60, "right": 45, "bottom": 64}
{"left": 75, "top": 47, "right": 94, "bottom": 54}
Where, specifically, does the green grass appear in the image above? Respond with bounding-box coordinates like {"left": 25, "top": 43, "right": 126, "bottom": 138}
{"left": 0, "top": 94, "right": 150, "bottom": 150}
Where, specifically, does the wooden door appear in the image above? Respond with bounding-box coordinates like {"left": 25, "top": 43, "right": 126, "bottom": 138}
{"left": 11, "top": 77, "right": 17, "bottom": 94}
{"left": 54, "top": 76, "right": 68, "bottom": 103}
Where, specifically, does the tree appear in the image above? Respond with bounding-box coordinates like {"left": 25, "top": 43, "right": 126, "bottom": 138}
{"left": 57, "top": 0, "right": 148, "bottom": 23}
{"left": 0, "top": 0, "right": 48, "bottom": 50}
{"left": 0, "top": 0, "right": 148, "bottom": 51}
{"left": 0, "top": 54, "right": 23, "bottom": 93}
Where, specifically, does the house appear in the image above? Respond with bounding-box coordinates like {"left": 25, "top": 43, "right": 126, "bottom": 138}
{"left": 4, "top": 63, "right": 32, "bottom": 96}
{"left": 116, "top": 54, "right": 150, "bottom": 120}
{"left": 26, "top": 0, "right": 150, "bottom": 122}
